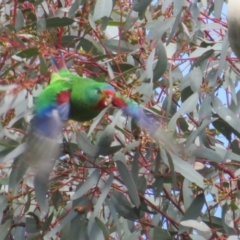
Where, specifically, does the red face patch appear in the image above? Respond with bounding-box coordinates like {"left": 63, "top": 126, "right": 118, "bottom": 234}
{"left": 112, "top": 97, "right": 128, "bottom": 108}
{"left": 94, "top": 90, "right": 116, "bottom": 110}
{"left": 57, "top": 91, "right": 71, "bottom": 105}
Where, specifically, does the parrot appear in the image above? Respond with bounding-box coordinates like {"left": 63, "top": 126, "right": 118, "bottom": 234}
{"left": 9, "top": 54, "right": 164, "bottom": 211}
{"left": 25, "top": 56, "right": 117, "bottom": 169}
{"left": 9, "top": 56, "right": 118, "bottom": 210}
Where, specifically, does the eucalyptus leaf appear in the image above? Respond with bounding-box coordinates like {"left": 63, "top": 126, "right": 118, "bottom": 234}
{"left": 133, "top": 0, "right": 152, "bottom": 12}
{"left": 102, "top": 39, "right": 135, "bottom": 53}
{"left": 179, "top": 193, "right": 205, "bottom": 233}
{"left": 165, "top": 151, "right": 205, "bottom": 188}
{"left": 0, "top": 220, "right": 12, "bottom": 239}
{"left": 15, "top": 9, "right": 24, "bottom": 31}
{"left": 153, "top": 40, "right": 167, "bottom": 82}
{"left": 114, "top": 153, "right": 140, "bottom": 207}
{"left": 93, "top": 0, "right": 113, "bottom": 21}
{"left": 72, "top": 169, "right": 100, "bottom": 200}
{"left": 110, "top": 191, "right": 142, "bottom": 220}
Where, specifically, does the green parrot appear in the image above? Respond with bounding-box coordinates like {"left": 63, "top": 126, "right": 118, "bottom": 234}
{"left": 9, "top": 55, "right": 160, "bottom": 211}
{"left": 9, "top": 56, "right": 117, "bottom": 209}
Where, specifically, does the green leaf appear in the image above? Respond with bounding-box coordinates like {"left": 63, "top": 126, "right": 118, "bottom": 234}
{"left": 146, "top": 48, "right": 155, "bottom": 81}
{"left": 0, "top": 62, "right": 21, "bottom": 78}
{"left": 46, "top": 211, "right": 77, "bottom": 238}
{"left": 36, "top": 19, "right": 46, "bottom": 33}
{"left": 102, "top": 39, "right": 136, "bottom": 53}
{"left": 192, "top": 147, "right": 224, "bottom": 163}
{"left": 199, "top": 95, "right": 212, "bottom": 122}
{"left": 13, "top": 217, "right": 25, "bottom": 240}
{"left": 34, "top": 162, "right": 54, "bottom": 212}
{"left": 42, "top": 212, "right": 54, "bottom": 234}
{"left": 161, "top": 150, "right": 177, "bottom": 188}
{"left": 213, "top": 97, "right": 240, "bottom": 137}
{"left": 214, "top": 0, "right": 224, "bottom": 18}
{"left": 94, "top": 217, "right": 110, "bottom": 239}
{"left": 0, "top": 220, "right": 12, "bottom": 239}
{"left": 133, "top": 0, "right": 152, "bottom": 12}
{"left": 61, "top": 35, "right": 79, "bottom": 48}
{"left": 152, "top": 177, "right": 164, "bottom": 200}
{"left": 92, "top": 174, "right": 113, "bottom": 217}
{"left": 136, "top": 176, "right": 147, "bottom": 195}
{"left": 169, "top": 92, "right": 198, "bottom": 132}
{"left": 111, "top": 63, "right": 135, "bottom": 73}
{"left": 66, "top": 214, "right": 85, "bottom": 240}
{"left": 153, "top": 41, "right": 167, "bottom": 82}
{"left": 191, "top": 49, "right": 214, "bottom": 70}
{"left": 151, "top": 227, "right": 172, "bottom": 240}
{"left": 110, "top": 191, "right": 143, "bottom": 220}
{"left": 88, "top": 175, "right": 113, "bottom": 239}
{"left": 24, "top": 192, "right": 31, "bottom": 213}
{"left": 166, "top": 151, "right": 205, "bottom": 188}
{"left": 222, "top": 203, "right": 235, "bottom": 235}
{"left": 17, "top": 48, "right": 39, "bottom": 58}
{"left": 231, "top": 140, "right": 240, "bottom": 155}
{"left": 51, "top": 190, "right": 62, "bottom": 210}
{"left": 131, "top": 151, "right": 139, "bottom": 187}
{"left": 0, "top": 177, "right": 9, "bottom": 185}
{"left": 39, "top": 56, "right": 48, "bottom": 75}
{"left": 72, "top": 169, "right": 100, "bottom": 200}
{"left": 93, "top": 0, "right": 113, "bottom": 21}
{"left": 0, "top": 143, "right": 25, "bottom": 163}
{"left": 77, "top": 132, "right": 122, "bottom": 158}
{"left": 68, "top": 0, "right": 83, "bottom": 17}
{"left": 44, "top": 17, "right": 74, "bottom": 28}
{"left": 0, "top": 193, "right": 8, "bottom": 222}
{"left": 183, "top": 179, "right": 193, "bottom": 211}
{"left": 181, "top": 86, "right": 194, "bottom": 103}
{"left": 114, "top": 153, "right": 140, "bottom": 207}
{"left": 78, "top": 38, "right": 103, "bottom": 55}
{"left": 105, "top": 198, "right": 122, "bottom": 237}
{"left": 123, "top": 10, "right": 138, "bottom": 31}
{"left": 177, "top": 118, "right": 189, "bottom": 132}
{"left": 15, "top": 9, "right": 24, "bottom": 31}
{"left": 189, "top": 67, "right": 203, "bottom": 92}
{"left": 100, "top": 17, "right": 110, "bottom": 31}
{"left": 179, "top": 193, "right": 205, "bottom": 233}
{"left": 180, "top": 220, "right": 211, "bottom": 232}
{"left": 202, "top": 215, "right": 225, "bottom": 233}
{"left": 26, "top": 217, "right": 41, "bottom": 233}
{"left": 9, "top": 157, "right": 28, "bottom": 194}
{"left": 166, "top": 8, "right": 183, "bottom": 45}
{"left": 97, "top": 125, "right": 115, "bottom": 147}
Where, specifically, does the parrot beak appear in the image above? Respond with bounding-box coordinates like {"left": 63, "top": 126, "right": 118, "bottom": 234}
{"left": 104, "top": 95, "right": 113, "bottom": 106}
{"left": 102, "top": 90, "right": 115, "bottom": 107}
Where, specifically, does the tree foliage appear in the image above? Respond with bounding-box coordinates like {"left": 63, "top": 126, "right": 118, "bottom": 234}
{"left": 0, "top": 0, "right": 239, "bottom": 239}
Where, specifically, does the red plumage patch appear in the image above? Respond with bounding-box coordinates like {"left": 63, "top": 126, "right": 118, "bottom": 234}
{"left": 112, "top": 97, "right": 128, "bottom": 108}
{"left": 95, "top": 98, "right": 107, "bottom": 110}
{"left": 95, "top": 90, "right": 116, "bottom": 110}
{"left": 57, "top": 91, "right": 71, "bottom": 105}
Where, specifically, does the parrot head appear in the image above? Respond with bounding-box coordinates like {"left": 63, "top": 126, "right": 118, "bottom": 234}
{"left": 93, "top": 85, "right": 116, "bottom": 110}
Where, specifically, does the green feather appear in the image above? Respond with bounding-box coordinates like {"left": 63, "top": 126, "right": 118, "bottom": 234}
{"left": 35, "top": 75, "right": 71, "bottom": 115}
{"left": 69, "top": 77, "right": 112, "bottom": 121}
{"left": 55, "top": 69, "right": 114, "bottom": 122}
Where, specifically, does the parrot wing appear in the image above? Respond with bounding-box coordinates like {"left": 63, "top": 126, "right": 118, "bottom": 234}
{"left": 9, "top": 57, "right": 72, "bottom": 212}
{"left": 112, "top": 94, "right": 178, "bottom": 152}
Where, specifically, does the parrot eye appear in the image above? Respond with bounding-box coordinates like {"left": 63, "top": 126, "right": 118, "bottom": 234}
{"left": 96, "top": 88, "right": 102, "bottom": 94}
